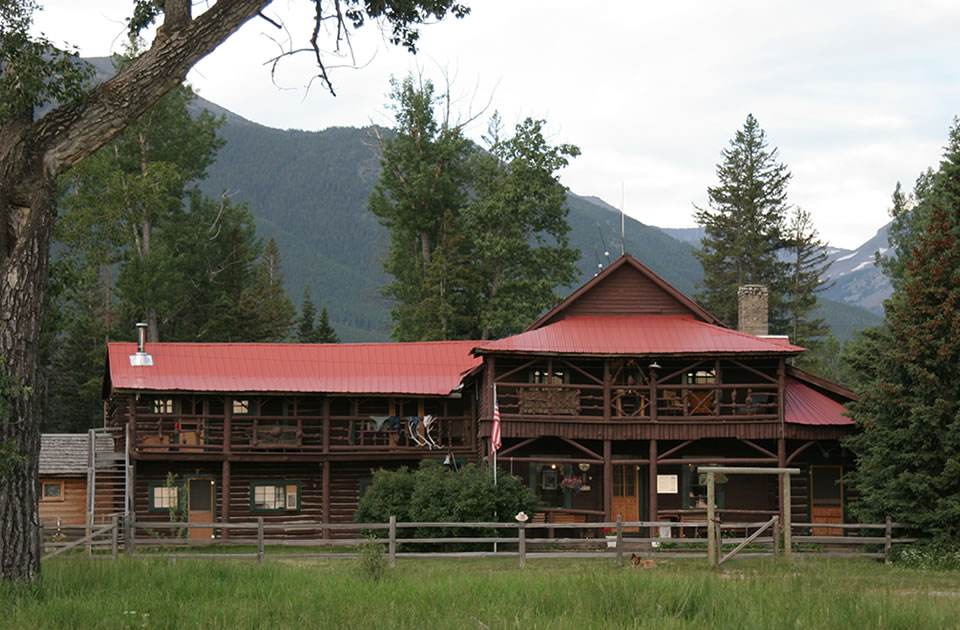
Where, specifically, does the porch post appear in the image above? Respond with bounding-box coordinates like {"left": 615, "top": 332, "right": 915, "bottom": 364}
{"left": 322, "top": 460, "right": 331, "bottom": 539}
{"left": 648, "top": 438, "right": 658, "bottom": 539}
{"left": 603, "top": 439, "right": 612, "bottom": 520}
{"left": 221, "top": 460, "right": 230, "bottom": 540}
{"left": 603, "top": 359, "right": 611, "bottom": 422}
{"left": 777, "top": 438, "right": 787, "bottom": 527}
{"left": 706, "top": 470, "right": 716, "bottom": 566}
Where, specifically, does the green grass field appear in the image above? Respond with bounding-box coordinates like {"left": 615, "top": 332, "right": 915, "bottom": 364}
{"left": 3, "top": 556, "right": 958, "bottom": 629}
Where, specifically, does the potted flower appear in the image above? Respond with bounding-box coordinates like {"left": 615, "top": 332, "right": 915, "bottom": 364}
{"left": 560, "top": 476, "right": 584, "bottom": 493}
{"left": 603, "top": 527, "right": 617, "bottom": 548}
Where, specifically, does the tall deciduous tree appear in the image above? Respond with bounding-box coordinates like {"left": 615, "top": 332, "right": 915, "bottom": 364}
{"left": 845, "top": 119, "right": 960, "bottom": 543}
{"left": 694, "top": 114, "right": 791, "bottom": 330}
{"left": 0, "top": 0, "right": 468, "bottom": 582}
{"left": 785, "top": 208, "right": 832, "bottom": 352}
{"left": 369, "top": 75, "right": 473, "bottom": 340}
{"left": 370, "top": 82, "right": 580, "bottom": 341}
{"left": 468, "top": 114, "right": 580, "bottom": 339}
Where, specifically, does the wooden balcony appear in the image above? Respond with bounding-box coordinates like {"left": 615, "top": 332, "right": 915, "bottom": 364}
{"left": 132, "top": 413, "right": 472, "bottom": 456}
{"left": 495, "top": 382, "right": 779, "bottom": 423}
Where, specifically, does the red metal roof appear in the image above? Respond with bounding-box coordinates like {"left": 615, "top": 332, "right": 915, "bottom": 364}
{"left": 106, "top": 341, "right": 481, "bottom": 396}
{"left": 475, "top": 315, "right": 805, "bottom": 355}
{"left": 784, "top": 377, "right": 854, "bottom": 426}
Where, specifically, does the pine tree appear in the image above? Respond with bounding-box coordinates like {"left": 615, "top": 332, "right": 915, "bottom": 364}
{"left": 297, "top": 284, "right": 321, "bottom": 343}
{"left": 236, "top": 237, "right": 297, "bottom": 342}
{"left": 845, "top": 119, "right": 960, "bottom": 543}
{"left": 694, "top": 114, "right": 791, "bottom": 329}
{"left": 315, "top": 304, "right": 340, "bottom": 344}
{"left": 785, "top": 208, "right": 833, "bottom": 351}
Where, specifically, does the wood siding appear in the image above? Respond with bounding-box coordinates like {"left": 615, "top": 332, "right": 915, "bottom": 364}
{"left": 545, "top": 265, "right": 695, "bottom": 322}
{"left": 39, "top": 477, "right": 87, "bottom": 527}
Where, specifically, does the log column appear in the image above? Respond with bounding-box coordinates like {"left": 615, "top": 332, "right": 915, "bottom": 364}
{"left": 603, "top": 439, "right": 612, "bottom": 520}
{"left": 648, "top": 438, "right": 658, "bottom": 538}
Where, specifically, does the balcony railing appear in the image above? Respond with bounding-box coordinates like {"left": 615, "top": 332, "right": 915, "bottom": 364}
{"left": 494, "top": 382, "right": 779, "bottom": 422}
{"left": 133, "top": 414, "right": 472, "bottom": 454}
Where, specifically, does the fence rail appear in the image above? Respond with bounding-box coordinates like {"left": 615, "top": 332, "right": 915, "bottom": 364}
{"left": 42, "top": 515, "right": 915, "bottom": 567}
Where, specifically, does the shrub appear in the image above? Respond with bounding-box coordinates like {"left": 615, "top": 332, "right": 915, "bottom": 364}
{"left": 355, "top": 536, "right": 388, "bottom": 581}
{"left": 355, "top": 460, "right": 539, "bottom": 550}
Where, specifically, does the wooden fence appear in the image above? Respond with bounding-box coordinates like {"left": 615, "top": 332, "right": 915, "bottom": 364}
{"left": 42, "top": 516, "right": 915, "bottom": 567}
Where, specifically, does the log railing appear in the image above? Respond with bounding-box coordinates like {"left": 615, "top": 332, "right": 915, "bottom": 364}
{"left": 133, "top": 414, "right": 472, "bottom": 454}
{"left": 494, "top": 382, "right": 780, "bottom": 422}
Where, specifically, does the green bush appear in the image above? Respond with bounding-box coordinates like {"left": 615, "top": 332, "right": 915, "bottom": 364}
{"left": 355, "top": 460, "right": 538, "bottom": 550}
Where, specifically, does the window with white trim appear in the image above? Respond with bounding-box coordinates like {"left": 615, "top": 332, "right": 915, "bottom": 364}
{"left": 152, "top": 486, "right": 179, "bottom": 510}
{"left": 250, "top": 481, "right": 300, "bottom": 513}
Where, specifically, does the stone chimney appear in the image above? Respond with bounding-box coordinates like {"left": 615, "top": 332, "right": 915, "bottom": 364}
{"left": 737, "top": 285, "right": 768, "bottom": 336}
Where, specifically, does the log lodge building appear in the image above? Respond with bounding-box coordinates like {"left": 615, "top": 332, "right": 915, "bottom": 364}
{"left": 101, "top": 255, "right": 856, "bottom": 539}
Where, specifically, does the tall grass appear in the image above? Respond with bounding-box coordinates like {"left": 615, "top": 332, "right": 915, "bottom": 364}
{"left": 2, "top": 557, "right": 957, "bottom": 629}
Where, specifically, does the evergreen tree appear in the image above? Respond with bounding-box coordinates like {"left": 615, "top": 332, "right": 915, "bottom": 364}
{"left": 845, "top": 119, "right": 960, "bottom": 543}
{"left": 694, "top": 114, "right": 791, "bottom": 329}
{"left": 785, "top": 208, "right": 832, "bottom": 351}
{"left": 297, "top": 284, "right": 321, "bottom": 343}
{"left": 315, "top": 304, "right": 340, "bottom": 344}
{"left": 235, "top": 237, "right": 297, "bottom": 343}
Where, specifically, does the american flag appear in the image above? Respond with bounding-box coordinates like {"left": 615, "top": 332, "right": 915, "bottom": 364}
{"left": 491, "top": 387, "right": 501, "bottom": 454}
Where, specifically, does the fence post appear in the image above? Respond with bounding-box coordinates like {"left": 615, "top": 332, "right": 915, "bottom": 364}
{"left": 111, "top": 515, "right": 118, "bottom": 563}
{"left": 773, "top": 520, "right": 780, "bottom": 560}
{"left": 389, "top": 516, "right": 397, "bottom": 568}
{"left": 518, "top": 522, "right": 526, "bottom": 569}
{"left": 125, "top": 515, "right": 136, "bottom": 556}
{"left": 257, "top": 517, "right": 264, "bottom": 565}
{"left": 706, "top": 470, "right": 716, "bottom": 566}
{"left": 884, "top": 516, "right": 892, "bottom": 564}
{"left": 615, "top": 515, "right": 624, "bottom": 566}
{"left": 782, "top": 471, "right": 792, "bottom": 561}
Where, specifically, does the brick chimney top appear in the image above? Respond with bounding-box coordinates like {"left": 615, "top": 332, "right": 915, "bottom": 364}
{"left": 737, "top": 285, "right": 768, "bottom": 336}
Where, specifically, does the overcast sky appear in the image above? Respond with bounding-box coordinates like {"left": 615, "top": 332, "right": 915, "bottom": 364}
{"left": 33, "top": 0, "right": 960, "bottom": 250}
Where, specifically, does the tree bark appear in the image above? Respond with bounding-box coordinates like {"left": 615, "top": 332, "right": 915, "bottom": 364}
{"left": 0, "top": 0, "right": 269, "bottom": 582}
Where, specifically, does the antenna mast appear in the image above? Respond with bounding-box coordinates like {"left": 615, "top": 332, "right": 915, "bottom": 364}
{"left": 620, "top": 182, "right": 625, "bottom": 256}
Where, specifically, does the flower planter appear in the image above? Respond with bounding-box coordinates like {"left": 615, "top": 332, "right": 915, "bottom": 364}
{"left": 606, "top": 536, "right": 617, "bottom": 549}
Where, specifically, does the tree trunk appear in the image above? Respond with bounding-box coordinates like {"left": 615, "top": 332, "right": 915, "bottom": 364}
{"left": 0, "top": 178, "right": 56, "bottom": 582}
{"left": 0, "top": 0, "right": 270, "bottom": 583}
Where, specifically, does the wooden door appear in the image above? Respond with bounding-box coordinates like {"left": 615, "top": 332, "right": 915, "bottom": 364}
{"left": 612, "top": 465, "right": 640, "bottom": 532}
{"left": 810, "top": 466, "right": 843, "bottom": 537}
{"left": 187, "top": 478, "right": 215, "bottom": 539}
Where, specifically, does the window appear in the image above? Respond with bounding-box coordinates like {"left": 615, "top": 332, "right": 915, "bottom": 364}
{"left": 150, "top": 485, "right": 180, "bottom": 511}
{"left": 232, "top": 399, "right": 251, "bottom": 415}
{"left": 151, "top": 398, "right": 174, "bottom": 414}
{"left": 41, "top": 482, "right": 63, "bottom": 501}
{"left": 531, "top": 369, "right": 568, "bottom": 385}
{"left": 250, "top": 481, "right": 300, "bottom": 513}
{"left": 685, "top": 369, "right": 716, "bottom": 385}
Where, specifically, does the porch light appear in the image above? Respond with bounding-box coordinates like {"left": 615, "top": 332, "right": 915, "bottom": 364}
{"left": 648, "top": 361, "right": 661, "bottom": 370}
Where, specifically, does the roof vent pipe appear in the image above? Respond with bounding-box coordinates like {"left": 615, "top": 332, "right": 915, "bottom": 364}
{"left": 136, "top": 322, "right": 148, "bottom": 353}
{"left": 129, "top": 323, "right": 153, "bottom": 367}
